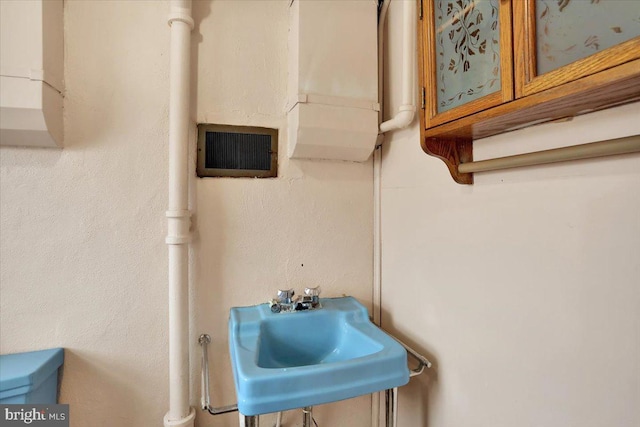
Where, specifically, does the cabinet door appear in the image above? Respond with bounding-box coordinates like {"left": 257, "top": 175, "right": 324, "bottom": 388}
{"left": 514, "top": 0, "right": 640, "bottom": 97}
{"left": 422, "top": 0, "right": 513, "bottom": 128}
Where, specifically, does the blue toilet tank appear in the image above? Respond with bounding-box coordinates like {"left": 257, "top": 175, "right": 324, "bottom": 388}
{"left": 0, "top": 348, "right": 64, "bottom": 404}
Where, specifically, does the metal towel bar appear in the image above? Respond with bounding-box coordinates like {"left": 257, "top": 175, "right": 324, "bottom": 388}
{"left": 458, "top": 135, "right": 640, "bottom": 174}
{"left": 199, "top": 324, "right": 432, "bottom": 424}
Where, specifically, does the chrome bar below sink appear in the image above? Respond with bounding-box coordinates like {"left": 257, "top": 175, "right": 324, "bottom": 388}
{"left": 378, "top": 326, "right": 432, "bottom": 377}
{"left": 199, "top": 334, "right": 239, "bottom": 416}
{"left": 200, "top": 320, "right": 432, "bottom": 426}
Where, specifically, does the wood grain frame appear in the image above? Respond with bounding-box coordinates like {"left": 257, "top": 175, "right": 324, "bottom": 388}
{"left": 418, "top": 0, "right": 473, "bottom": 185}
{"left": 418, "top": 0, "right": 640, "bottom": 185}
{"left": 514, "top": 0, "right": 640, "bottom": 98}
{"left": 423, "top": 0, "right": 513, "bottom": 128}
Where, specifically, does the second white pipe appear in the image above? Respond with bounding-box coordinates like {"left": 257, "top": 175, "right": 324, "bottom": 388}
{"left": 374, "top": 0, "right": 415, "bottom": 424}
{"left": 165, "top": 1, "right": 195, "bottom": 426}
{"left": 379, "top": 0, "right": 416, "bottom": 133}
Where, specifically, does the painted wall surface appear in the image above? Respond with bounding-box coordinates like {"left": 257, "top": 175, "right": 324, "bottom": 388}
{"left": 191, "top": 1, "right": 373, "bottom": 426}
{"left": 380, "top": 3, "right": 640, "bottom": 427}
{"left": 0, "top": 1, "right": 373, "bottom": 426}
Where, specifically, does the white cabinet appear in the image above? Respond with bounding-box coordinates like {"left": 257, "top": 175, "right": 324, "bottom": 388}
{"left": 0, "top": 0, "right": 64, "bottom": 148}
{"left": 287, "top": 0, "right": 379, "bottom": 162}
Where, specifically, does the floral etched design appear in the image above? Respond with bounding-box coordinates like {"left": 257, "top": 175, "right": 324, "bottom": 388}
{"left": 435, "top": 0, "right": 501, "bottom": 112}
{"left": 557, "top": 0, "right": 600, "bottom": 13}
{"left": 537, "top": 0, "right": 640, "bottom": 74}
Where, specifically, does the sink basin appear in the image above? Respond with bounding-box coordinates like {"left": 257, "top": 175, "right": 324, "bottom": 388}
{"left": 228, "top": 296, "right": 409, "bottom": 415}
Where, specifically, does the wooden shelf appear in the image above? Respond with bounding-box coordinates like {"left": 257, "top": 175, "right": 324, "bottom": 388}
{"left": 418, "top": 0, "right": 640, "bottom": 185}
{"left": 420, "top": 60, "right": 640, "bottom": 185}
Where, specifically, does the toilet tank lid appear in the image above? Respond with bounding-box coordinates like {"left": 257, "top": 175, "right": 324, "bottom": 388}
{"left": 0, "top": 348, "right": 64, "bottom": 392}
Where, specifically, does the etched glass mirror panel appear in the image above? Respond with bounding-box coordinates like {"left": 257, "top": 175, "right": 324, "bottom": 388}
{"left": 435, "top": 0, "right": 502, "bottom": 114}
{"left": 536, "top": 0, "right": 640, "bottom": 75}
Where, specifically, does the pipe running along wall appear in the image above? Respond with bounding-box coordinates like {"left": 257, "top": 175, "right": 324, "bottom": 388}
{"left": 379, "top": 0, "right": 416, "bottom": 134}
{"left": 374, "top": 0, "right": 417, "bottom": 344}
{"left": 165, "top": 1, "right": 195, "bottom": 427}
{"left": 375, "top": 0, "right": 417, "bottom": 320}
{"left": 373, "top": 0, "right": 417, "bottom": 425}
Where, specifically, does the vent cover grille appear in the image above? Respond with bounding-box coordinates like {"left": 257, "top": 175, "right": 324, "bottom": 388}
{"left": 205, "top": 132, "right": 271, "bottom": 171}
{"left": 197, "top": 124, "right": 278, "bottom": 178}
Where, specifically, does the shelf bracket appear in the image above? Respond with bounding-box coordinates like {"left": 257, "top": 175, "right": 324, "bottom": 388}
{"left": 421, "top": 137, "right": 473, "bottom": 184}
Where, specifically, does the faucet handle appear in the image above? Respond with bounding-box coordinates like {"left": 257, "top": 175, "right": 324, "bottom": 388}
{"left": 277, "top": 289, "right": 295, "bottom": 303}
{"left": 304, "top": 286, "right": 321, "bottom": 297}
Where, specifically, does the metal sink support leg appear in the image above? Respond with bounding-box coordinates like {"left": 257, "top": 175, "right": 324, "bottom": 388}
{"left": 240, "top": 414, "right": 259, "bottom": 427}
{"left": 302, "top": 406, "right": 313, "bottom": 427}
{"left": 385, "top": 388, "right": 398, "bottom": 427}
{"left": 379, "top": 327, "right": 432, "bottom": 427}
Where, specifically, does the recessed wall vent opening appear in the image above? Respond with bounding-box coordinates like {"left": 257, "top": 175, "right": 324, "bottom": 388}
{"left": 197, "top": 124, "right": 278, "bottom": 178}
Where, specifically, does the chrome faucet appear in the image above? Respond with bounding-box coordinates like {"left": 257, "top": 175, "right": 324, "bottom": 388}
{"left": 270, "top": 287, "right": 322, "bottom": 313}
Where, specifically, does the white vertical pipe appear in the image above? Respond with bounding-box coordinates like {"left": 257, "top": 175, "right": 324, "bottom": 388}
{"left": 373, "top": 145, "right": 382, "bottom": 328}
{"left": 379, "top": 0, "right": 416, "bottom": 133}
{"left": 378, "top": 0, "right": 391, "bottom": 127}
{"left": 375, "top": 0, "right": 414, "bottom": 424}
{"left": 373, "top": 1, "right": 391, "bottom": 426}
{"left": 399, "top": 0, "right": 415, "bottom": 108}
{"left": 372, "top": 144, "right": 383, "bottom": 426}
{"left": 164, "top": 1, "right": 195, "bottom": 427}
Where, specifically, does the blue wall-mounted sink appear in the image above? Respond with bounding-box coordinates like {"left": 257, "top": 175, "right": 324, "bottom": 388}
{"left": 228, "top": 296, "right": 409, "bottom": 415}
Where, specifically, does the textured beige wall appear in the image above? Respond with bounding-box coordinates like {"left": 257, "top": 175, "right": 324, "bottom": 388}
{"left": 0, "top": 1, "right": 373, "bottom": 426}
{"left": 380, "top": 3, "right": 640, "bottom": 427}
{"left": 191, "top": 1, "right": 373, "bottom": 426}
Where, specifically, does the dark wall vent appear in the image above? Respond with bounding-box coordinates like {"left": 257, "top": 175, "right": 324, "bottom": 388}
{"left": 197, "top": 124, "right": 278, "bottom": 178}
